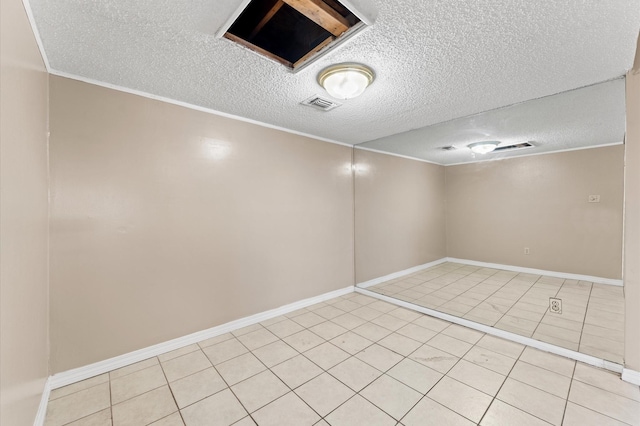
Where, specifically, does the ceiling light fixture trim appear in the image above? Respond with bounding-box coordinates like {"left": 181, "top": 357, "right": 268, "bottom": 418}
{"left": 468, "top": 141, "right": 500, "bottom": 154}
{"left": 318, "top": 63, "right": 375, "bottom": 99}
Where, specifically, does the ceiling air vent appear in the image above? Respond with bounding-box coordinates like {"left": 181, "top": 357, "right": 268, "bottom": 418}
{"left": 493, "top": 141, "right": 535, "bottom": 152}
{"left": 218, "top": 0, "right": 370, "bottom": 71}
{"left": 439, "top": 145, "right": 457, "bottom": 151}
{"left": 301, "top": 95, "right": 341, "bottom": 111}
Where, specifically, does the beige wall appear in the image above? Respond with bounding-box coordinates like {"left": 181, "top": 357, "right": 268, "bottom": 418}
{"left": 49, "top": 76, "right": 354, "bottom": 373}
{"left": 354, "top": 149, "right": 447, "bottom": 283}
{"left": 446, "top": 146, "right": 624, "bottom": 279}
{"left": 624, "top": 40, "right": 640, "bottom": 371}
{"left": 0, "top": 0, "right": 50, "bottom": 424}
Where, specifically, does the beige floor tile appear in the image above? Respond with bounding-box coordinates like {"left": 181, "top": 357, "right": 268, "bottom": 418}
{"left": 446, "top": 359, "right": 506, "bottom": 396}
{"left": 395, "top": 323, "right": 437, "bottom": 343}
{"left": 409, "top": 344, "right": 459, "bottom": 374}
{"left": 506, "top": 307, "right": 545, "bottom": 322}
{"left": 180, "top": 388, "right": 246, "bottom": 426}
{"left": 519, "top": 347, "right": 575, "bottom": 377}
{"left": 371, "top": 313, "right": 410, "bottom": 331}
{"left": 232, "top": 324, "right": 263, "bottom": 337}
{"left": 582, "top": 323, "right": 624, "bottom": 343}
{"left": 352, "top": 322, "right": 393, "bottom": 341}
{"left": 215, "top": 353, "right": 266, "bottom": 386}
{"left": 148, "top": 412, "right": 185, "bottom": 426}
{"left": 330, "top": 331, "right": 373, "bottom": 355}
{"left": 197, "top": 333, "right": 234, "bottom": 349}
{"left": 330, "top": 313, "right": 367, "bottom": 330}
{"left": 325, "top": 394, "right": 395, "bottom": 426}
{"left": 402, "top": 397, "right": 475, "bottom": 426}
{"left": 426, "top": 333, "right": 473, "bottom": 357}
{"left": 231, "top": 370, "right": 289, "bottom": 413}
{"left": 309, "top": 321, "right": 348, "bottom": 340}
{"left": 45, "top": 382, "right": 111, "bottom": 426}
{"left": 201, "top": 338, "right": 248, "bottom": 366}
{"left": 563, "top": 402, "right": 629, "bottom": 426}
{"left": 388, "top": 307, "right": 423, "bottom": 322}
{"left": 411, "top": 315, "right": 451, "bottom": 332}
{"left": 161, "top": 350, "right": 212, "bottom": 383}
{"left": 475, "top": 335, "right": 524, "bottom": 359}
{"left": 110, "top": 358, "right": 159, "bottom": 380}
{"left": 272, "top": 354, "right": 323, "bottom": 389}
{"left": 158, "top": 345, "right": 200, "bottom": 363}
{"left": 169, "top": 368, "right": 226, "bottom": 409}
{"left": 236, "top": 328, "right": 279, "bottom": 351}
{"left": 65, "top": 408, "right": 111, "bottom": 426}
{"left": 377, "top": 333, "right": 422, "bottom": 356}
{"left": 495, "top": 315, "right": 539, "bottom": 334}
{"left": 282, "top": 329, "right": 325, "bottom": 352}
{"left": 569, "top": 380, "right": 640, "bottom": 425}
{"left": 260, "top": 315, "right": 288, "bottom": 327}
{"left": 232, "top": 417, "right": 256, "bottom": 426}
{"left": 314, "top": 305, "right": 347, "bottom": 320}
{"left": 508, "top": 360, "right": 571, "bottom": 398}
{"left": 111, "top": 364, "right": 167, "bottom": 404}
{"left": 355, "top": 343, "right": 403, "bottom": 372}
{"left": 251, "top": 340, "right": 298, "bottom": 368}
{"left": 303, "top": 341, "right": 350, "bottom": 370}
{"left": 332, "top": 299, "right": 363, "bottom": 312}
{"left": 349, "top": 294, "right": 377, "bottom": 305}
{"left": 361, "top": 375, "right": 422, "bottom": 420}
{"left": 463, "top": 309, "right": 502, "bottom": 325}
{"left": 480, "top": 399, "right": 549, "bottom": 426}
{"left": 540, "top": 315, "right": 583, "bottom": 332}
{"left": 387, "top": 358, "right": 442, "bottom": 394}
{"left": 252, "top": 392, "right": 320, "bottom": 426}
{"left": 49, "top": 374, "right": 110, "bottom": 401}
{"left": 497, "top": 378, "right": 565, "bottom": 425}
{"left": 535, "top": 324, "right": 581, "bottom": 343}
{"left": 290, "top": 311, "right": 325, "bottom": 328}
{"left": 463, "top": 346, "right": 516, "bottom": 375}
{"left": 368, "top": 300, "right": 401, "bottom": 313}
{"left": 441, "top": 324, "right": 484, "bottom": 344}
{"left": 295, "top": 373, "right": 354, "bottom": 416}
{"left": 351, "top": 306, "right": 384, "bottom": 321}
{"left": 265, "top": 319, "right": 304, "bottom": 339}
{"left": 112, "top": 386, "right": 177, "bottom": 426}
{"left": 427, "top": 376, "right": 493, "bottom": 423}
{"left": 328, "top": 357, "right": 382, "bottom": 392}
{"left": 580, "top": 332, "right": 624, "bottom": 354}
{"left": 579, "top": 345, "right": 624, "bottom": 364}
{"left": 533, "top": 332, "right": 579, "bottom": 351}
{"left": 573, "top": 364, "right": 640, "bottom": 402}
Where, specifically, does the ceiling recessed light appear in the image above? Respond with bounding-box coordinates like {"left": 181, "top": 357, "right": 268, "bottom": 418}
{"left": 468, "top": 141, "right": 500, "bottom": 154}
{"left": 318, "top": 63, "right": 375, "bottom": 99}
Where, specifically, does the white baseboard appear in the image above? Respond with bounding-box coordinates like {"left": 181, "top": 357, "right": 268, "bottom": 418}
{"left": 33, "top": 377, "right": 51, "bottom": 426}
{"left": 622, "top": 368, "right": 640, "bottom": 386}
{"left": 447, "top": 257, "right": 623, "bottom": 287}
{"left": 355, "top": 287, "right": 624, "bottom": 374}
{"left": 48, "top": 285, "right": 354, "bottom": 390}
{"left": 356, "top": 258, "right": 448, "bottom": 288}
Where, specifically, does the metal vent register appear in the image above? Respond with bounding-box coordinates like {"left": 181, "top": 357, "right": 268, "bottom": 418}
{"left": 301, "top": 95, "right": 342, "bottom": 111}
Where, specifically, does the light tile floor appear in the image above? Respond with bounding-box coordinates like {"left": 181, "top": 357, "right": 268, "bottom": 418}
{"left": 365, "top": 262, "right": 625, "bottom": 363}
{"left": 45, "top": 292, "right": 639, "bottom": 426}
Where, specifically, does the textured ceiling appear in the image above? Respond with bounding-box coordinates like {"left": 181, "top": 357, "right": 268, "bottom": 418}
{"left": 357, "top": 78, "right": 626, "bottom": 165}
{"left": 30, "top": 0, "right": 639, "bottom": 147}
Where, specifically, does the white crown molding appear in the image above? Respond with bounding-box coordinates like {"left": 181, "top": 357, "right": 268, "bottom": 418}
{"left": 356, "top": 258, "right": 448, "bottom": 288}
{"left": 622, "top": 368, "right": 640, "bottom": 386}
{"left": 447, "top": 257, "right": 623, "bottom": 286}
{"left": 355, "top": 287, "right": 624, "bottom": 374}
{"left": 33, "top": 378, "right": 51, "bottom": 426}
{"left": 48, "top": 285, "right": 353, "bottom": 390}
{"left": 47, "top": 70, "right": 354, "bottom": 149}
{"left": 22, "top": 0, "right": 51, "bottom": 72}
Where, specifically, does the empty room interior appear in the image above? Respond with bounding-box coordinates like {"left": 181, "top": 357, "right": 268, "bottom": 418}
{"left": 2, "top": 0, "right": 640, "bottom": 425}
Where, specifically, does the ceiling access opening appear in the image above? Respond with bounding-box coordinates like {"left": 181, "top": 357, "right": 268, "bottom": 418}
{"left": 219, "top": 0, "right": 369, "bottom": 71}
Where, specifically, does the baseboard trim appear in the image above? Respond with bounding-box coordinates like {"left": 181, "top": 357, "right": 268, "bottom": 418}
{"left": 356, "top": 258, "right": 449, "bottom": 288}
{"left": 622, "top": 368, "right": 640, "bottom": 386}
{"left": 355, "top": 287, "right": 624, "bottom": 374}
{"left": 33, "top": 377, "right": 51, "bottom": 426}
{"left": 446, "top": 257, "right": 623, "bottom": 287}
{"left": 48, "top": 285, "right": 354, "bottom": 390}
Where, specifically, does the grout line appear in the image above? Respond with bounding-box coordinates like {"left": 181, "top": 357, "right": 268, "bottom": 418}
{"left": 577, "top": 282, "right": 595, "bottom": 354}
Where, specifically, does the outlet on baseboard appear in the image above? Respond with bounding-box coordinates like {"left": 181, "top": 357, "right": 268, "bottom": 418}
{"left": 524, "top": 247, "right": 530, "bottom": 255}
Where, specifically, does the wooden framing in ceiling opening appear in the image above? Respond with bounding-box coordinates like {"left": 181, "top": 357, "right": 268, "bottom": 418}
{"left": 218, "top": 0, "right": 369, "bottom": 71}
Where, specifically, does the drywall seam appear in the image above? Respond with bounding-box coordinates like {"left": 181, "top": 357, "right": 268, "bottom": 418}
{"left": 355, "top": 287, "right": 624, "bottom": 374}
{"left": 356, "top": 258, "right": 448, "bottom": 288}
{"left": 48, "top": 285, "right": 354, "bottom": 390}
{"left": 447, "top": 257, "right": 623, "bottom": 286}
{"left": 47, "top": 70, "right": 353, "bottom": 148}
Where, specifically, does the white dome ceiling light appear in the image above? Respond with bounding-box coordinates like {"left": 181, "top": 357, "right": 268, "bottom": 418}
{"left": 318, "top": 64, "right": 375, "bottom": 100}
{"left": 468, "top": 141, "right": 500, "bottom": 154}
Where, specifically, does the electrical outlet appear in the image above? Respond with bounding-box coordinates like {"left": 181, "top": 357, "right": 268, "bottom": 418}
{"left": 524, "top": 247, "right": 530, "bottom": 255}
{"left": 588, "top": 195, "right": 601, "bottom": 203}
{"left": 549, "top": 298, "right": 562, "bottom": 314}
